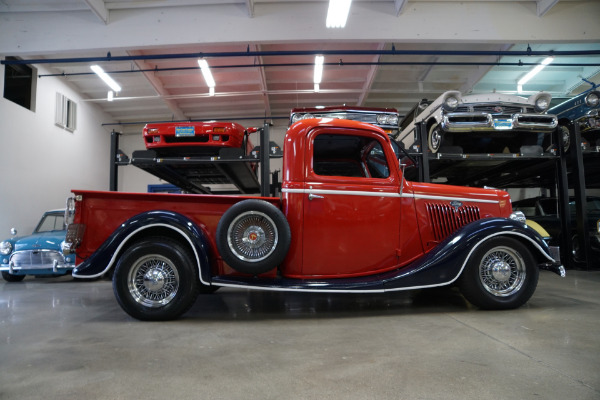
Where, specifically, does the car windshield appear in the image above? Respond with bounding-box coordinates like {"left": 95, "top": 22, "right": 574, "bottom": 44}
{"left": 35, "top": 213, "right": 65, "bottom": 233}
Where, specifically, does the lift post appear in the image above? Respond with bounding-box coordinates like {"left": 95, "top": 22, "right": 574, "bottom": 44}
{"left": 569, "top": 123, "right": 591, "bottom": 269}
{"left": 260, "top": 123, "right": 271, "bottom": 197}
{"left": 110, "top": 130, "right": 120, "bottom": 191}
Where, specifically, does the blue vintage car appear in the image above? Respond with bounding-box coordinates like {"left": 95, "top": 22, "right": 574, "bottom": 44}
{"left": 0, "top": 209, "right": 75, "bottom": 282}
{"left": 548, "top": 85, "right": 600, "bottom": 152}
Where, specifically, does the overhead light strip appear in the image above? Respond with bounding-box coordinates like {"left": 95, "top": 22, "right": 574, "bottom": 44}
{"left": 517, "top": 56, "right": 554, "bottom": 92}
{"left": 314, "top": 55, "right": 324, "bottom": 93}
{"left": 326, "top": 0, "right": 352, "bottom": 28}
{"left": 198, "top": 59, "right": 216, "bottom": 89}
{"left": 90, "top": 65, "right": 121, "bottom": 92}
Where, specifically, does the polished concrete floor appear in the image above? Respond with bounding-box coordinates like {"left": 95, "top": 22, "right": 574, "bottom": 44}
{"left": 1, "top": 270, "right": 599, "bottom": 400}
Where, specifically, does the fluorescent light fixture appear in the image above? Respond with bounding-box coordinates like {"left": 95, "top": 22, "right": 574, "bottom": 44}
{"left": 314, "top": 83, "right": 320, "bottom": 93}
{"left": 107, "top": 90, "right": 114, "bottom": 102}
{"left": 326, "top": 0, "right": 352, "bottom": 28}
{"left": 209, "top": 87, "right": 215, "bottom": 97}
{"left": 198, "top": 59, "right": 216, "bottom": 88}
{"left": 90, "top": 65, "right": 121, "bottom": 92}
{"left": 517, "top": 56, "right": 554, "bottom": 88}
{"left": 314, "top": 55, "right": 324, "bottom": 84}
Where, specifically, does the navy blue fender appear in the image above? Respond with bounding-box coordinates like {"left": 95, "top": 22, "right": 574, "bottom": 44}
{"left": 72, "top": 210, "right": 212, "bottom": 285}
{"left": 211, "top": 217, "right": 562, "bottom": 293}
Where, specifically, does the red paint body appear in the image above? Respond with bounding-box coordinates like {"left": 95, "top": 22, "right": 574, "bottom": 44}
{"left": 143, "top": 121, "right": 254, "bottom": 155}
{"left": 73, "top": 119, "right": 512, "bottom": 279}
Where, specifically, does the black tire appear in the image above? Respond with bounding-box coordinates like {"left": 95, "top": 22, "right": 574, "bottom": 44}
{"left": 559, "top": 125, "right": 571, "bottom": 153}
{"left": 428, "top": 123, "right": 443, "bottom": 153}
{"left": 459, "top": 237, "right": 539, "bottom": 310}
{"left": 216, "top": 199, "right": 291, "bottom": 275}
{"left": 1, "top": 271, "right": 26, "bottom": 282}
{"left": 112, "top": 237, "right": 200, "bottom": 321}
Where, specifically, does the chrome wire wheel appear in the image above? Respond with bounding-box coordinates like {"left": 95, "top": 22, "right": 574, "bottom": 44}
{"left": 227, "top": 211, "right": 278, "bottom": 262}
{"left": 478, "top": 246, "right": 526, "bottom": 297}
{"left": 127, "top": 254, "right": 180, "bottom": 308}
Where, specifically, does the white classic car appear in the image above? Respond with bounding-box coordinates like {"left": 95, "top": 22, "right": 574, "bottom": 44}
{"left": 399, "top": 91, "right": 558, "bottom": 154}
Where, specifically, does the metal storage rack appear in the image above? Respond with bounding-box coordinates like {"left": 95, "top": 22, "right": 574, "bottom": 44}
{"left": 409, "top": 121, "right": 595, "bottom": 270}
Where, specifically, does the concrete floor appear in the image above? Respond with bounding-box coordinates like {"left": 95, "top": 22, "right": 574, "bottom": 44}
{"left": 0, "top": 270, "right": 599, "bottom": 400}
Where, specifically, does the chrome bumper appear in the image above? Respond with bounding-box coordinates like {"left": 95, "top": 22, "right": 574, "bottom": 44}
{"left": 441, "top": 113, "right": 558, "bottom": 132}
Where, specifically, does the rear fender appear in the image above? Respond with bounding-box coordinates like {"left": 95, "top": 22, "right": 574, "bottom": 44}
{"left": 71, "top": 210, "right": 212, "bottom": 285}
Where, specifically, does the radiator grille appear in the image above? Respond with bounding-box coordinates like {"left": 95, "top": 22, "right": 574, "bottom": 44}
{"left": 426, "top": 203, "right": 481, "bottom": 242}
{"left": 9, "top": 250, "right": 65, "bottom": 270}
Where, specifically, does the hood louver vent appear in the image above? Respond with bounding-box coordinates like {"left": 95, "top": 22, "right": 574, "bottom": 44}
{"left": 426, "top": 203, "right": 481, "bottom": 242}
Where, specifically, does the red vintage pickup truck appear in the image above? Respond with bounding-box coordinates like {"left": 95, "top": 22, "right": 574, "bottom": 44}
{"left": 64, "top": 118, "right": 564, "bottom": 320}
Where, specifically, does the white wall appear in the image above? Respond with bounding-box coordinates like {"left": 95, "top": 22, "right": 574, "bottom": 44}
{"left": 0, "top": 63, "right": 114, "bottom": 235}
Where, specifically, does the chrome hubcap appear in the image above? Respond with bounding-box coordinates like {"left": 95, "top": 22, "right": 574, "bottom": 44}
{"left": 429, "top": 126, "right": 442, "bottom": 151}
{"left": 128, "top": 255, "right": 179, "bottom": 308}
{"left": 479, "top": 246, "right": 526, "bottom": 297}
{"left": 228, "top": 211, "right": 278, "bottom": 262}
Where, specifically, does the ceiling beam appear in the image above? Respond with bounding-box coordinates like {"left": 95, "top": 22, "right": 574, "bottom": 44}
{"left": 128, "top": 51, "right": 187, "bottom": 120}
{"left": 394, "top": 0, "right": 408, "bottom": 16}
{"left": 83, "top": 0, "right": 109, "bottom": 25}
{"left": 537, "top": 0, "right": 560, "bottom": 17}
{"left": 357, "top": 43, "right": 385, "bottom": 106}
{"left": 246, "top": 0, "right": 254, "bottom": 17}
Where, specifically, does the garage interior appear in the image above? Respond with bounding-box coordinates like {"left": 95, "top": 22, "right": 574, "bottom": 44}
{"left": 1, "top": 1, "right": 599, "bottom": 399}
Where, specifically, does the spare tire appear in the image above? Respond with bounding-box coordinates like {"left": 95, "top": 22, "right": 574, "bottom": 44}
{"left": 216, "top": 199, "right": 291, "bottom": 275}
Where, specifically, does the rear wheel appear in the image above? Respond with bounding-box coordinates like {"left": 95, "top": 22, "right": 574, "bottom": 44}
{"left": 559, "top": 125, "right": 571, "bottom": 153}
{"left": 459, "top": 237, "right": 538, "bottom": 309}
{"left": 113, "top": 237, "right": 200, "bottom": 321}
{"left": 1, "top": 271, "right": 26, "bottom": 282}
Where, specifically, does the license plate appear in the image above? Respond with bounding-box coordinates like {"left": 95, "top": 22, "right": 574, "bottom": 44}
{"left": 175, "top": 126, "right": 195, "bottom": 137}
{"left": 493, "top": 119, "right": 512, "bottom": 130}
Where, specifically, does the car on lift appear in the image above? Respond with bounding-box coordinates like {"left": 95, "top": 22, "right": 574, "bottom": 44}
{"left": 548, "top": 84, "right": 600, "bottom": 153}
{"left": 398, "top": 91, "right": 558, "bottom": 154}
{"left": 0, "top": 209, "right": 75, "bottom": 282}
{"left": 143, "top": 121, "right": 256, "bottom": 157}
{"left": 512, "top": 196, "right": 600, "bottom": 262}
{"left": 290, "top": 106, "right": 400, "bottom": 137}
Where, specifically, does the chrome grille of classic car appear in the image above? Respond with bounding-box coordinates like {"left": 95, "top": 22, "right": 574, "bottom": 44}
{"left": 426, "top": 203, "right": 481, "bottom": 242}
{"left": 312, "top": 112, "right": 379, "bottom": 124}
{"left": 9, "top": 250, "right": 66, "bottom": 270}
{"left": 456, "top": 105, "right": 527, "bottom": 114}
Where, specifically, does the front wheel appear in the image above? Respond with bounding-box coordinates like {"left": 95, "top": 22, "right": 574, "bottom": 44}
{"left": 459, "top": 237, "right": 538, "bottom": 310}
{"left": 428, "top": 123, "right": 444, "bottom": 153}
{"left": 113, "top": 237, "right": 200, "bottom": 321}
{"left": 1, "top": 271, "right": 26, "bottom": 282}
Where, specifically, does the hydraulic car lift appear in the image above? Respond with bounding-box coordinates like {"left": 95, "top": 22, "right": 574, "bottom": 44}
{"left": 410, "top": 121, "right": 594, "bottom": 270}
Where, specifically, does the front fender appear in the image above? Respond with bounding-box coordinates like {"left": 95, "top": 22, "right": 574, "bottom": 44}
{"left": 383, "top": 217, "right": 561, "bottom": 290}
{"left": 72, "top": 210, "right": 212, "bottom": 285}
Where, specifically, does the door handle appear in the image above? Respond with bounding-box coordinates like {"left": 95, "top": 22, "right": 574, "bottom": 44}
{"left": 308, "top": 193, "right": 324, "bottom": 201}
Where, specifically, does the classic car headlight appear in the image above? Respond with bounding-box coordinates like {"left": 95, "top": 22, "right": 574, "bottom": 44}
{"left": 442, "top": 95, "right": 460, "bottom": 112}
{"left": 509, "top": 211, "right": 526, "bottom": 225}
{"left": 533, "top": 93, "right": 552, "bottom": 112}
{"left": 0, "top": 241, "right": 13, "bottom": 255}
{"left": 585, "top": 91, "right": 600, "bottom": 108}
{"left": 377, "top": 114, "right": 399, "bottom": 125}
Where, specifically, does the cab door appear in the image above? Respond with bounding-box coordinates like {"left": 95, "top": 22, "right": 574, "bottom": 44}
{"left": 300, "top": 127, "right": 403, "bottom": 278}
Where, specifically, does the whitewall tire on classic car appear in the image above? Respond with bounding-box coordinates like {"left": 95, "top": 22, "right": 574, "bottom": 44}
{"left": 216, "top": 199, "right": 291, "bottom": 275}
{"left": 113, "top": 237, "right": 200, "bottom": 321}
{"left": 459, "top": 237, "right": 539, "bottom": 310}
{"left": 428, "top": 123, "right": 444, "bottom": 153}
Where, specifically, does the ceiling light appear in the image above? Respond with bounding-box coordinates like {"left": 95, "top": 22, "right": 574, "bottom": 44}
{"left": 314, "top": 55, "right": 324, "bottom": 84}
{"left": 517, "top": 56, "right": 554, "bottom": 90}
{"left": 326, "top": 0, "right": 352, "bottom": 28}
{"left": 107, "top": 90, "right": 114, "bottom": 102}
{"left": 90, "top": 65, "right": 121, "bottom": 92}
{"left": 198, "top": 59, "right": 216, "bottom": 88}
{"left": 314, "top": 83, "right": 320, "bottom": 93}
{"left": 209, "top": 87, "right": 215, "bottom": 97}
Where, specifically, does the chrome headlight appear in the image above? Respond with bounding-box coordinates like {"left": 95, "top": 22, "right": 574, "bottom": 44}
{"left": 377, "top": 114, "right": 399, "bottom": 125}
{"left": 442, "top": 95, "right": 460, "bottom": 112}
{"left": 291, "top": 114, "right": 304, "bottom": 124}
{"left": 533, "top": 92, "right": 552, "bottom": 112}
{"left": 0, "top": 241, "right": 13, "bottom": 255}
{"left": 585, "top": 91, "right": 600, "bottom": 108}
{"left": 509, "top": 211, "right": 526, "bottom": 224}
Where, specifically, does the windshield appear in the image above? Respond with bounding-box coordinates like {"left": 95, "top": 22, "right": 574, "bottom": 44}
{"left": 35, "top": 213, "right": 66, "bottom": 233}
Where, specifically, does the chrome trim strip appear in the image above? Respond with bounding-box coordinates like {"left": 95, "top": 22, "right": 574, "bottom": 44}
{"left": 282, "top": 188, "right": 500, "bottom": 204}
{"left": 211, "top": 231, "right": 558, "bottom": 293}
